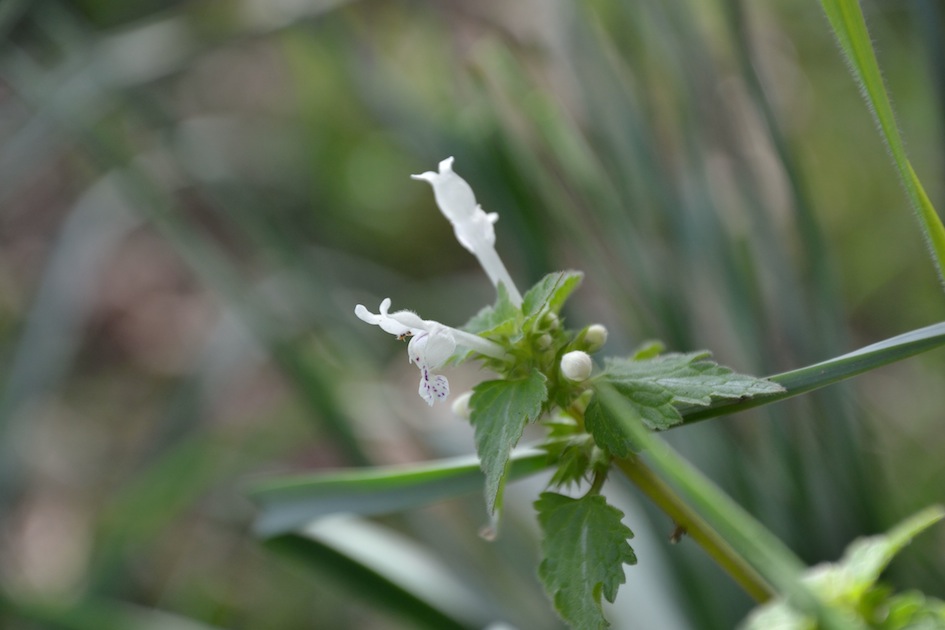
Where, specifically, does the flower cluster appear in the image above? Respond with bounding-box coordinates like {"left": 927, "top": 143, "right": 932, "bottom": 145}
{"left": 356, "top": 157, "right": 605, "bottom": 407}
{"left": 355, "top": 157, "right": 516, "bottom": 405}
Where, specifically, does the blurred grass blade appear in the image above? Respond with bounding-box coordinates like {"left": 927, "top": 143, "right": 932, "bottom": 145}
{"left": 0, "top": 592, "right": 223, "bottom": 630}
{"left": 600, "top": 387, "right": 857, "bottom": 628}
{"left": 680, "top": 321, "right": 945, "bottom": 424}
{"left": 265, "top": 515, "right": 487, "bottom": 630}
{"left": 821, "top": 0, "right": 945, "bottom": 286}
{"left": 250, "top": 447, "right": 552, "bottom": 536}
{"left": 265, "top": 536, "right": 474, "bottom": 630}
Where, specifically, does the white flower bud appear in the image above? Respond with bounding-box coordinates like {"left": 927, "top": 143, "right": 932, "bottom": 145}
{"left": 560, "top": 350, "right": 593, "bottom": 382}
{"left": 584, "top": 324, "right": 608, "bottom": 352}
{"left": 451, "top": 390, "right": 473, "bottom": 419}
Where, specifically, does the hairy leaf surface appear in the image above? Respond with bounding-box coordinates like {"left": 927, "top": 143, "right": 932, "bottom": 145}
{"left": 588, "top": 352, "right": 784, "bottom": 456}
{"left": 536, "top": 492, "right": 637, "bottom": 630}
{"left": 470, "top": 369, "right": 547, "bottom": 515}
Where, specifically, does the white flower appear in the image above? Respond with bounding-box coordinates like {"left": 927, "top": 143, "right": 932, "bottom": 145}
{"left": 355, "top": 299, "right": 506, "bottom": 406}
{"left": 412, "top": 157, "right": 523, "bottom": 306}
{"left": 560, "top": 350, "right": 593, "bottom": 382}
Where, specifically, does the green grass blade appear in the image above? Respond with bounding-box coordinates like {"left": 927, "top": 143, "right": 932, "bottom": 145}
{"left": 250, "top": 447, "right": 552, "bottom": 537}
{"left": 264, "top": 533, "right": 481, "bottom": 630}
{"left": 821, "top": 0, "right": 945, "bottom": 287}
{"left": 679, "top": 321, "right": 945, "bottom": 424}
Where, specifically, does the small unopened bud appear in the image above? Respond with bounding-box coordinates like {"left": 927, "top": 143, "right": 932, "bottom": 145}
{"left": 540, "top": 311, "right": 560, "bottom": 331}
{"left": 560, "top": 351, "right": 593, "bottom": 382}
{"left": 451, "top": 391, "right": 473, "bottom": 419}
{"left": 537, "top": 333, "right": 554, "bottom": 351}
{"left": 584, "top": 324, "right": 608, "bottom": 352}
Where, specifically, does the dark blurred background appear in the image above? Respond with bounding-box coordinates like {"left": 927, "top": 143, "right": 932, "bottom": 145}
{"left": 1, "top": 1, "right": 944, "bottom": 628}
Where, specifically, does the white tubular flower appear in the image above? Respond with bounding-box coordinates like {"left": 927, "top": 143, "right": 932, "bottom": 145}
{"left": 412, "top": 157, "right": 523, "bottom": 307}
{"left": 560, "top": 350, "right": 593, "bottom": 382}
{"left": 355, "top": 299, "right": 507, "bottom": 406}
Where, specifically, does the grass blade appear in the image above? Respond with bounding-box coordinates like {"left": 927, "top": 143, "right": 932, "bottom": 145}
{"left": 821, "top": 0, "right": 945, "bottom": 286}
{"left": 250, "top": 447, "right": 552, "bottom": 537}
{"left": 264, "top": 517, "right": 485, "bottom": 630}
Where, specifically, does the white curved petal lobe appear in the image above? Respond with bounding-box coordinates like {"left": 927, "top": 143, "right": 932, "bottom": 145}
{"left": 412, "top": 157, "right": 522, "bottom": 306}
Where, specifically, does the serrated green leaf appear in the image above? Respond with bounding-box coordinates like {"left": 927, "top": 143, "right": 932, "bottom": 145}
{"left": 546, "top": 436, "right": 595, "bottom": 489}
{"left": 470, "top": 369, "right": 548, "bottom": 515}
{"left": 462, "top": 283, "right": 520, "bottom": 337}
{"left": 604, "top": 352, "right": 785, "bottom": 405}
{"left": 680, "top": 321, "right": 945, "bottom": 425}
{"left": 536, "top": 492, "right": 637, "bottom": 630}
{"left": 522, "top": 271, "right": 584, "bottom": 323}
{"left": 587, "top": 353, "right": 784, "bottom": 456}
{"left": 585, "top": 394, "right": 637, "bottom": 458}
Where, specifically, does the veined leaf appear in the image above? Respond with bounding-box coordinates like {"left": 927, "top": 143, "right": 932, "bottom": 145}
{"left": 602, "top": 352, "right": 785, "bottom": 406}
{"left": 536, "top": 492, "right": 637, "bottom": 630}
{"left": 586, "top": 352, "right": 783, "bottom": 456}
{"left": 679, "top": 321, "right": 945, "bottom": 425}
{"left": 470, "top": 369, "right": 548, "bottom": 516}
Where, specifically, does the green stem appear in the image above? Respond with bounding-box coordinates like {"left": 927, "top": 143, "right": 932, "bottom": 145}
{"left": 612, "top": 455, "right": 772, "bottom": 603}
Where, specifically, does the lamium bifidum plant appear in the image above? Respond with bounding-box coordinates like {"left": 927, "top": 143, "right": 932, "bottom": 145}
{"left": 250, "top": 158, "right": 945, "bottom": 630}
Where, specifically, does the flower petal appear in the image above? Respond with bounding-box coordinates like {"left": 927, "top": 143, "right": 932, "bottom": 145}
{"left": 355, "top": 300, "right": 414, "bottom": 337}
{"left": 417, "top": 365, "right": 450, "bottom": 406}
{"left": 408, "top": 329, "right": 456, "bottom": 368}
{"left": 410, "top": 156, "right": 479, "bottom": 224}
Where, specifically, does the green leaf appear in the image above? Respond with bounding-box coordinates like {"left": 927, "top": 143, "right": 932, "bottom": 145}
{"left": 882, "top": 591, "right": 945, "bottom": 629}
{"left": 740, "top": 506, "right": 945, "bottom": 629}
{"left": 586, "top": 352, "right": 784, "bottom": 456}
{"left": 522, "top": 270, "right": 584, "bottom": 323}
{"left": 604, "top": 352, "right": 785, "bottom": 405}
{"left": 535, "top": 492, "right": 637, "bottom": 630}
{"left": 250, "top": 447, "right": 552, "bottom": 537}
{"left": 839, "top": 505, "right": 945, "bottom": 596}
{"left": 462, "top": 282, "right": 520, "bottom": 337}
{"left": 470, "top": 369, "right": 548, "bottom": 515}
{"left": 820, "top": 0, "right": 945, "bottom": 287}
{"left": 545, "top": 435, "right": 596, "bottom": 489}
{"left": 679, "top": 321, "right": 945, "bottom": 425}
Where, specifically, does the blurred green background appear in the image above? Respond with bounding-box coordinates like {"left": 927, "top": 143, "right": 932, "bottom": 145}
{"left": 1, "top": 1, "right": 944, "bottom": 628}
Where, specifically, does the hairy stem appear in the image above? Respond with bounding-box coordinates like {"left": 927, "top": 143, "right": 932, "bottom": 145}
{"left": 612, "top": 455, "right": 773, "bottom": 603}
